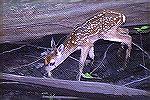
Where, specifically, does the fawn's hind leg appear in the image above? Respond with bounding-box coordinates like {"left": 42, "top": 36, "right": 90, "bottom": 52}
{"left": 117, "top": 28, "right": 130, "bottom": 57}
{"left": 102, "top": 28, "right": 132, "bottom": 67}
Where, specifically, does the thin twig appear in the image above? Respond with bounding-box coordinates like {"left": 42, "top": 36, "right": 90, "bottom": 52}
{"left": 139, "top": 33, "right": 145, "bottom": 66}
{"left": 69, "top": 56, "right": 79, "bottom": 62}
{"left": 0, "top": 45, "right": 26, "bottom": 55}
{"left": 24, "top": 55, "right": 39, "bottom": 58}
{"left": 27, "top": 44, "right": 51, "bottom": 50}
{"left": 139, "top": 64, "right": 150, "bottom": 72}
{"left": 12, "top": 56, "right": 45, "bottom": 70}
{"left": 90, "top": 43, "right": 114, "bottom": 74}
{"left": 122, "top": 75, "right": 150, "bottom": 86}
{"left": 132, "top": 42, "right": 150, "bottom": 59}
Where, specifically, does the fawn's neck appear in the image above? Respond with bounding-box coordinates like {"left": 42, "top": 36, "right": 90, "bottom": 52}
{"left": 55, "top": 33, "right": 79, "bottom": 67}
{"left": 55, "top": 46, "right": 78, "bottom": 67}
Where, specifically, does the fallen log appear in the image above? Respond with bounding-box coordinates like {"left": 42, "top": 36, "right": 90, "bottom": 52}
{"left": 1, "top": 0, "right": 150, "bottom": 43}
{"left": 0, "top": 73, "right": 150, "bottom": 99}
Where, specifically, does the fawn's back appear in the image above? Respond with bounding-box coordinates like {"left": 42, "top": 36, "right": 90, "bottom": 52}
{"left": 63, "top": 10, "right": 126, "bottom": 49}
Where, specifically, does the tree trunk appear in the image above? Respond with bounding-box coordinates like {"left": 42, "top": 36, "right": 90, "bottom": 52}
{"left": 1, "top": 0, "right": 150, "bottom": 43}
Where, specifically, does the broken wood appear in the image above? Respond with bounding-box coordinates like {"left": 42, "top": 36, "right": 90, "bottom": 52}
{"left": 0, "top": 73, "right": 150, "bottom": 99}
{"left": 1, "top": 0, "right": 150, "bottom": 43}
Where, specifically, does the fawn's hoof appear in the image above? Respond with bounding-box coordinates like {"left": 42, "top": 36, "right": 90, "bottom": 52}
{"left": 43, "top": 72, "right": 54, "bottom": 79}
{"left": 76, "top": 73, "right": 82, "bottom": 81}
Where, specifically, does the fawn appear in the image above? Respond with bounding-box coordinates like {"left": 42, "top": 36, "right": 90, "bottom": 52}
{"left": 43, "top": 10, "right": 132, "bottom": 81}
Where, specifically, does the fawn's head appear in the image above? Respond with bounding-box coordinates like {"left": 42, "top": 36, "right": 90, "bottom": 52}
{"left": 44, "top": 38, "right": 64, "bottom": 66}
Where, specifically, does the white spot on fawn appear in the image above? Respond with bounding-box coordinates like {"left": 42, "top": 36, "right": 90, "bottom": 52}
{"left": 122, "top": 14, "right": 126, "bottom": 23}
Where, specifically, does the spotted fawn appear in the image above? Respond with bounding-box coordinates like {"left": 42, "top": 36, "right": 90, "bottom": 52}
{"left": 43, "top": 10, "right": 132, "bottom": 81}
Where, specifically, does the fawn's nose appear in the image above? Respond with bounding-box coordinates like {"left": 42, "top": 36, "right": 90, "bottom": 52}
{"left": 49, "top": 62, "right": 55, "bottom": 66}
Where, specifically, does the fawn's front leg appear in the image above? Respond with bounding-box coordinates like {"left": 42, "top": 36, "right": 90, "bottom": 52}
{"left": 77, "top": 45, "right": 92, "bottom": 81}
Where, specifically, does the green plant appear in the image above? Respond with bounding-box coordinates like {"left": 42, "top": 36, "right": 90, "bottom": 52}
{"left": 134, "top": 25, "right": 150, "bottom": 33}
{"left": 82, "top": 72, "right": 93, "bottom": 79}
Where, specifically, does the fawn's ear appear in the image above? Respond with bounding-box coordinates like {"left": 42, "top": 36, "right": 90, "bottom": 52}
{"left": 51, "top": 37, "right": 56, "bottom": 49}
{"left": 57, "top": 44, "right": 64, "bottom": 53}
